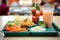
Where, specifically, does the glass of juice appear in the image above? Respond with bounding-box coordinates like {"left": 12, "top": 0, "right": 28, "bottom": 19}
{"left": 42, "top": 8, "right": 54, "bottom": 27}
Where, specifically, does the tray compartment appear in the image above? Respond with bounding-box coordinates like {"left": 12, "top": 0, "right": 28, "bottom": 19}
{"left": 3, "top": 22, "right": 59, "bottom": 36}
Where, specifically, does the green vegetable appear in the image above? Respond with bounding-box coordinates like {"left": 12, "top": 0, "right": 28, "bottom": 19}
{"left": 38, "top": 21, "right": 46, "bottom": 28}
{"left": 15, "top": 20, "right": 20, "bottom": 26}
{"left": 6, "top": 21, "right": 15, "bottom": 27}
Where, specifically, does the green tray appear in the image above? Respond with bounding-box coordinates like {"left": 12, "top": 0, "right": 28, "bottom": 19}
{"left": 53, "top": 22, "right": 60, "bottom": 32}
{"left": 3, "top": 22, "right": 59, "bottom": 36}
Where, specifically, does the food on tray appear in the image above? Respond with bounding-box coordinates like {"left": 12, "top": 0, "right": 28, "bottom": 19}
{"left": 5, "top": 21, "right": 28, "bottom": 32}
{"left": 15, "top": 16, "right": 21, "bottom": 22}
{"left": 23, "top": 18, "right": 28, "bottom": 22}
{"left": 21, "top": 21, "right": 35, "bottom": 27}
{"left": 21, "top": 19, "right": 35, "bottom": 27}
{"left": 6, "top": 21, "right": 15, "bottom": 27}
{"left": 5, "top": 26, "right": 27, "bottom": 32}
{"left": 26, "top": 21, "right": 35, "bottom": 26}
{"left": 15, "top": 16, "right": 21, "bottom": 26}
{"left": 21, "top": 21, "right": 29, "bottom": 27}
{"left": 30, "top": 26, "right": 46, "bottom": 32}
{"left": 4, "top": 16, "right": 47, "bottom": 32}
{"left": 4, "top": 17, "right": 34, "bottom": 32}
{"left": 38, "top": 22, "right": 46, "bottom": 28}
{"left": 5, "top": 23, "right": 27, "bottom": 32}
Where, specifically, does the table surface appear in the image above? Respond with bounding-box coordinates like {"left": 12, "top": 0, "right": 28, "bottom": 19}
{"left": 4, "top": 16, "right": 60, "bottom": 40}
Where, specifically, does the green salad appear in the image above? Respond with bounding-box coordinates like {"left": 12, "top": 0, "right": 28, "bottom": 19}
{"left": 38, "top": 21, "right": 46, "bottom": 28}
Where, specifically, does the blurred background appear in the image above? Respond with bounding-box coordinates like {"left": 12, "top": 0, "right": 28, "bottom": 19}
{"left": 0, "top": 0, "right": 60, "bottom": 15}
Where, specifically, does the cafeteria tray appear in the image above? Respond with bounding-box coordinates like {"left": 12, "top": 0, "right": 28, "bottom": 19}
{"left": 53, "top": 22, "right": 60, "bottom": 31}
{"left": 3, "top": 22, "right": 59, "bottom": 36}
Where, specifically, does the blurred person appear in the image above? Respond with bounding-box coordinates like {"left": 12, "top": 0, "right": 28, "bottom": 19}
{"left": 0, "top": 0, "right": 9, "bottom": 15}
